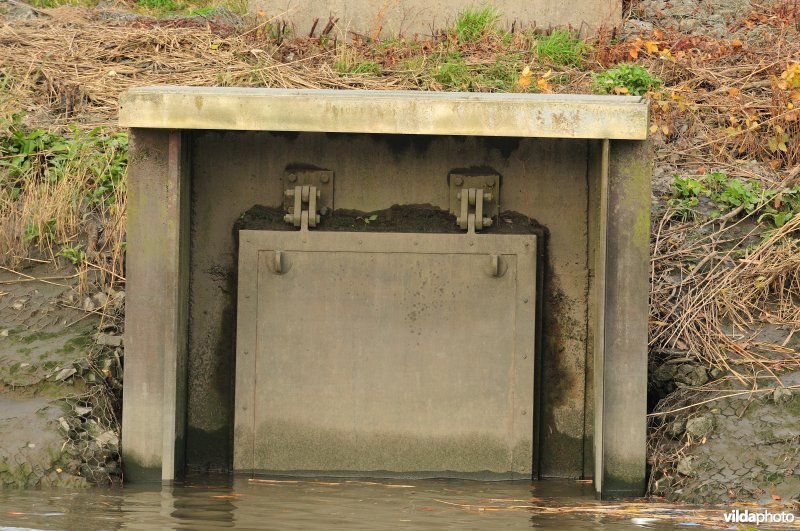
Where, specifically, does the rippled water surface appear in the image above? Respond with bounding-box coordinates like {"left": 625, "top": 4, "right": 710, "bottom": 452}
{"left": 0, "top": 477, "right": 755, "bottom": 530}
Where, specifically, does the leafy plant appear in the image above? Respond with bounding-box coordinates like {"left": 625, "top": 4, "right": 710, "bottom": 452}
{"left": 452, "top": 6, "right": 500, "bottom": 43}
{"left": 668, "top": 171, "right": 800, "bottom": 227}
{"left": 767, "top": 125, "right": 790, "bottom": 153}
{"left": 592, "top": 64, "right": 662, "bottom": 95}
{"left": 0, "top": 124, "right": 128, "bottom": 207}
{"left": 534, "top": 29, "right": 589, "bottom": 67}
{"left": 716, "top": 178, "right": 761, "bottom": 213}
{"left": 23, "top": 219, "right": 56, "bottom": 245}
{"left": 357, "top": 214, "right": 379, "bottom": 224}
{"left": 58, "top": 244, "right": 86, "bottom": 265}
{"left": 673, "top": 176, "right": 706, "bottom": 199}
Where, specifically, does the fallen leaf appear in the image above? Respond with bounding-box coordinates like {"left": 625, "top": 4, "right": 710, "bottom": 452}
{"left": 536, "top": 77, "right": 552, "bottom": 93}
{"left": 772, "top": 494, "right": 782, "bottom": 501}
{"left": 728, "top": 87, "right": 741, "bottom": 97}
{"left": 731, "top": 38, "right": 743, "bottom": 49}
{"left": 515, "top": 66, "right": 533, "bottom": 90}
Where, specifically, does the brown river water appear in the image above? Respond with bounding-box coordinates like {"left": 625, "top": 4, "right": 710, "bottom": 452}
{"left": 3, "top": 211, "right": 790, "bottom": 529}
{"left": 0, "top": 476, "right": 791, "bottom": 530}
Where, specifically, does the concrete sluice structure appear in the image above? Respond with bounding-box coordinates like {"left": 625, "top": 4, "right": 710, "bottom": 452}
{"left": 118, "top": 87, "right": 651, "bottom": 498}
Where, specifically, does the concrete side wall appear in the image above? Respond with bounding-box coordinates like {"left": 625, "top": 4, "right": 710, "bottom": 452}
{"left": 187, "top": 131, "right": 591, "bottom": 477}
{"left": 249, "top": 0, "right": 621, "bottom": 37}
{"left": 122, "top": 130, "right": 190, "bottom": 481}
{"left": 598, "top": 139, "right": 651, "bottom": 497}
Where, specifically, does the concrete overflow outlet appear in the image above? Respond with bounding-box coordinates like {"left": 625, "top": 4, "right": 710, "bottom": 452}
{"left": 119, "top": 87, "right": 651, "bottom": 498}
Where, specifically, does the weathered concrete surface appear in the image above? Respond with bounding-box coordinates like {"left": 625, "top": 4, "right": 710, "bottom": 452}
{"left": 122, "top": 130, "right": 189, "bottom": 482}
{"left": 187, "top": 132, "right": 591, "bottom": 478}
{"left": 122, "top": 88, "right": 650, "bottom": 493}
{"left": 119, "top": 88, "right": 649, "bottom": 140}
{"left": 247, "top": 0, "right": 621, "bottom": 36}
{"left": 594, "top": 140, "right": 651, "bottom": 498}
{"left": 235, "top": 230, "right": 536, "bottom": 478}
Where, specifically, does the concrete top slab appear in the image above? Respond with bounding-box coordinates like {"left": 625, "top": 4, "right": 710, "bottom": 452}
{"left": 119, "top": 87, "right": 649, "bottom": 140}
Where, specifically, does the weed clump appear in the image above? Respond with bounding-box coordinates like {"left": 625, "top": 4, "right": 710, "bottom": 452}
{"left": 592, "top": 63, "right": 661, "bottom": 95}
{"left": 0, "top": 119, "right": 127, "bottom": 274}
{"left": 452, "top": 6, "right": 500, "bottom": 43}
{"left": 668, "top": 171, "right": 800, "bottom": 226}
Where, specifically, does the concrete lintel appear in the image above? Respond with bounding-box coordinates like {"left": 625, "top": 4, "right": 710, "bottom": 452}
{"left": 119, "top": 87, "right": 649, "bottom": 140}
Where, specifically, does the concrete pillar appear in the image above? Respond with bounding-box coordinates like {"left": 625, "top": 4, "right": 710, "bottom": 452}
{"left": 594, "top": 139, "right": 651, "bottom": 498}
{"left": 121, "top": 130, "right": 190, "bottom": 482}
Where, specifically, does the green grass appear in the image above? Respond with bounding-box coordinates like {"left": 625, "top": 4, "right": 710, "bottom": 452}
{"left": 534, "top": 29, "right": 589, "bottom": 67}
{"left": 334, "top": 60, "right": 382, "bottom": 75}
{"left": 433, "top": 52, "right": 470, "bottom": 89}
{"left": 453, "top": 6, "right": 500, "bottom": 43}
{"left": 133, "top": 0, "right": 247, "bottom": 17}
{"left": 26, "top": 0, "right": 98, "bottom": 8}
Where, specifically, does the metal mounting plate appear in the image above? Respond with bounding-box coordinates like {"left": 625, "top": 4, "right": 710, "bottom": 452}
{"left": 235, "top": 229, "right": 536, "bottom": 479}
{"left": 282, "top": 169, "right": 334, "bottom": 214}
{"left": 448, "top": 173, "right": 500, "bottom": 220}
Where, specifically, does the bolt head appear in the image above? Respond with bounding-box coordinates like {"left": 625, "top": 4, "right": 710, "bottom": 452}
{"left": 454, "top": 176, "right": 464, "bottom": 186}
{"left": 321, "top": 174, "right": 330, "bottom": 184}
{"left": 283, "top": 214, "right": 293, "bottom": 223}
{"left": 486, "top": 176, "right": 496, "bottom": 186}
{"left": 287, "top": 173, "right": 297, "bottom": 183}
{"left": 482, "top": 217, "right": 493, "bottom": 227}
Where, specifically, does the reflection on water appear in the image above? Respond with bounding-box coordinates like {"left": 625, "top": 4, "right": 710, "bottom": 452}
{"left": 0, "top": 476, "right": 752, "bottom": 530}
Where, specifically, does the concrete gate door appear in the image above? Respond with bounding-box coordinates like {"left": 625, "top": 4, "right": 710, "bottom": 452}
{"left": 234, "top": 229, "right": 537, "bottom": 479}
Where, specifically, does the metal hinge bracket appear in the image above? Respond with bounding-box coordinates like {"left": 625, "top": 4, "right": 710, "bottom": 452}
{"left": 449, "top": 173, "right": 500, "bottom": 233}
{"left": 282, "top": 169, "right": 334, "bottom": 231}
